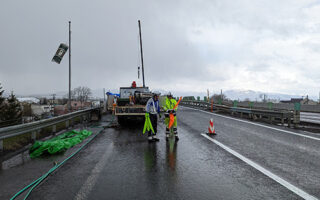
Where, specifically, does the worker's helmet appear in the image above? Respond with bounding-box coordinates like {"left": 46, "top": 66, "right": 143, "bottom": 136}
{"left": 166, "top": 92, "right": 173, "bottom": 97}
{"left": 153, "top": 91, "right": 161, "bottom": 97}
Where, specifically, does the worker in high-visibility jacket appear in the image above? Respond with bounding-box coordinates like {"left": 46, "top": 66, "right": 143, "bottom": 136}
{"left": 163, "top": 92, "right": 179, "bottom": 141}
{"left": 145, "top": 92, "right": 161, "bottom": 142}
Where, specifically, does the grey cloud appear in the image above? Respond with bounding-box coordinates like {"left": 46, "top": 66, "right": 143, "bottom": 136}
{"left": 1, "top": 0, "right": 320, "bottom": 97}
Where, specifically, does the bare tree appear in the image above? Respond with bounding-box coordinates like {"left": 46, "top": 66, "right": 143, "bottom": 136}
{"left": 211, "top": 94, "right": 227, "bottom": 103}
{"left": 72, "top": 86, "right": 92, "bottom": 108}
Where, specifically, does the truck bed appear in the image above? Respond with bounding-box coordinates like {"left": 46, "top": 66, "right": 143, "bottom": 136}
{"left": 115, "top": 105, "right": 145, "bottom": 116}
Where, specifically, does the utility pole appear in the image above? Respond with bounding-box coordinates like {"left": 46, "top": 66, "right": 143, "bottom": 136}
{"left": 220, "top": 89, "right": 223, "bottom": 101}
{"left": 51, "top": 94, "right": 56, "bottom": 115}
{"left": 52, "top": 94, "right": 56, "bottom": 104}
{"left": 103, "top": 88, "right": 106, "bottom": 113}
{"left": 138, "top": 20, "right": 145, "bottom": 87}
{"left": 68, "top": 21, "right": 72, "bottom": 112}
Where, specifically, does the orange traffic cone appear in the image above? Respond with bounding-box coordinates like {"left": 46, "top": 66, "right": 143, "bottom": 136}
{"left": 208, "top": 118, "right": 216, "bottom": 135}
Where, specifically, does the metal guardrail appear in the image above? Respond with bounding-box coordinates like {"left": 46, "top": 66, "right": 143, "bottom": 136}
{"left": 300, "top": 112, "right": 320, "bottom": 125}
{"left": 0, "top": 108, "right": 99, "bottom": 152}
{"left": 180, "top": 100, "right": 298, "bottom": 126}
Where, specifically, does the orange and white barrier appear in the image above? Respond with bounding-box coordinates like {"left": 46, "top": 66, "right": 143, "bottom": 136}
{"left": 208, "top": 118, "right": 216, "bottom": 134}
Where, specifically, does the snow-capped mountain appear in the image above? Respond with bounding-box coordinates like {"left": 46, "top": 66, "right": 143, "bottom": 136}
{"left": 223, "top": 90, "right": 316, "bottom": 101}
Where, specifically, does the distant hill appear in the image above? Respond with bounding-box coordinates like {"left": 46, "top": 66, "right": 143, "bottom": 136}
{"left": 9, "top": 88, "right": 318, "bottom": 102}
{"left": 169, "top": 89, "right": 317, "bottom": 102}
{"left": 223, "top": 90, "right": 317, "bottom": 101}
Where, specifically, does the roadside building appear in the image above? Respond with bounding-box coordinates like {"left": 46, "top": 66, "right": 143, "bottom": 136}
{"left": 31, "top": 104, "right": 54, "bottom": 119}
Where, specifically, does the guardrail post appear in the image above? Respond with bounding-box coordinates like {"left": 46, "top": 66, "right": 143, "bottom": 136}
{"left": 288, "top": 117, "right": 292, "bottom": 127}
{"left": 0, "top": 140, "right": 3, "bottom": 153}
{"left": 271, "top": 116, "right": 275, "bottom": 124}
{"left": 31, "top": 131, "right": 37, "bottom": 142}
{"left": 83, "top": 115, "right": 88, "bottom": 129}
{"left": 281, "top": 116, "right": 284, "bottom": 126}
{"left": 52, "top": 125, "right": 56, "bottom": 135}
{"left": 293, "top": 110, "right": 300, "bottom": 128}
{"left": 66, "top": 120, "right": 69, "bottom": 129}
{"left": 71, "top": 118, "right": 74, "bottom": 127}
{"left": 268, "top": 116, "right": 272, "bottom": 123}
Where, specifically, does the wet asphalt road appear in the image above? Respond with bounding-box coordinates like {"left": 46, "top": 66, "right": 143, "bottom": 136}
{"left": 2, "top": 107, "right": 320, "bottom": 199}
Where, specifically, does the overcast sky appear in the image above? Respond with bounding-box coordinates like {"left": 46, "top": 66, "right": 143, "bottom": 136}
{"left": 1, "top": 0, "right": 320, "bottom": 97}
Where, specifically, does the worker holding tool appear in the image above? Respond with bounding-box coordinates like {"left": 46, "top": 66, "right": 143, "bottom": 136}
{"left": 145, "top": 92, "right": 161, "bottom": 142}
{"left": 163, "top": 92, "right": 179, "bottom": 141}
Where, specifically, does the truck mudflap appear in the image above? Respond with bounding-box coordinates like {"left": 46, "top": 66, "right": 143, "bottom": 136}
{"left": 115, "top": 105, "right": 146, "bottom": 116}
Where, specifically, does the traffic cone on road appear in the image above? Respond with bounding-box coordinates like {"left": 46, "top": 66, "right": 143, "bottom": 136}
{"left": 208, "top": 118, "right": 216, "bottom": 135}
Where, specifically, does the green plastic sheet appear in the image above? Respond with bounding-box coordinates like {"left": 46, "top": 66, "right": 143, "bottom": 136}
{"left": 29, "top": 129, "right": 92, "bottom": 158}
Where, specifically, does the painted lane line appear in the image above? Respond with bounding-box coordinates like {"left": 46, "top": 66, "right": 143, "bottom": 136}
{"left": 201, "top": 134, "right": 318, "bottom": 200}
{"left": 182, "top": 106, "right": 320, "bottom": 141}
{"left": 74, "top": 144, "right": 113, "bottom": 200}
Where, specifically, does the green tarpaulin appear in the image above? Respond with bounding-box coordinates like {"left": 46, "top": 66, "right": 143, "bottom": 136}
{"left": 29, "top": 129, "right": 92, "bottom": 158}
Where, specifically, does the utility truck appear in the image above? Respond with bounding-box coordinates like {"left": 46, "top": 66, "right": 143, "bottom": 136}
{"left": 115, "top": 83, "right": 152, "bottom": 125}
{"left": 114, "top": 20, "right": 152, "bottom": 125}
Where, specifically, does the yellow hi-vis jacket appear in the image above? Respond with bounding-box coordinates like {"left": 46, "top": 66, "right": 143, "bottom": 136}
{"left": 163, "top": 98, "right": 177, "bottom": 111}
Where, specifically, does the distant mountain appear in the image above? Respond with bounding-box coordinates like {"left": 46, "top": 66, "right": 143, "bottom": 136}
{"left": 8, "top": 88, "right": 317, "bottom": 102}
{"left": 223, "top": 90, "right": 317, "bottom": 101}
{"left": 159, "top": 89, "right": 317, "bottom": 102}
{"left": 17, "top": 97, "right": 40, "bottom": 104}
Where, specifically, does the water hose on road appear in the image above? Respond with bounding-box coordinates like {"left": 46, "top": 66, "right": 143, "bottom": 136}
{"left": 10, "top": 126, "right": 106, "bottom": 200}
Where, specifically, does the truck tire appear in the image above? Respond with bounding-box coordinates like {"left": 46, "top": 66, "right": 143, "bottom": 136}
{"left": 117, "top": 116, "right": 126, "bottom": 125}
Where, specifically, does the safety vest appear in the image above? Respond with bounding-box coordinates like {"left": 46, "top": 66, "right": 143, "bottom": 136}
{"left": 164, "top": 98, "right": 177, "bottom": 111}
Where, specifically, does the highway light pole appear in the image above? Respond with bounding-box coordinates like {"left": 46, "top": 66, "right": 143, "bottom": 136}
{"left": 51, "top": 22, "right": 71, "bottom": 112}
{"left": 68, "top": 21, "right": 71, "bottom": 112}
{"left": 138, "top": 20, "right": 145, "bottom": 88}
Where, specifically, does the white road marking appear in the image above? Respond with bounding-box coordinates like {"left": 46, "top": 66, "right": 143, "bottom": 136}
{"left": 74, "top": 144, "right": 113, "bottom": 200}
{"left": 201, "top": 133, "right": 318, "bottom": 200}
{"left": 182, "top": 106, "right": 320, "bottom": 141}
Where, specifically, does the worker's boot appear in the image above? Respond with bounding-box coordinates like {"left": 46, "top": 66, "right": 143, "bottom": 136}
{"left": 152, "top": 134, "right": 160, "bottom": 142}
{"left": 165, "top": 128, "right": 170, "bottom": 141}
{"left": 174, "top": 128, "right": 179, "bottom": 141}
{"left": 148, "top": 132, "right": 153, "bottom": 142}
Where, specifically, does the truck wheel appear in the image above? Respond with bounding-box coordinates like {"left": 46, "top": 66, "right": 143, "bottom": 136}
{"left": 117, "top": 116, "right": 126, "bottom": 125}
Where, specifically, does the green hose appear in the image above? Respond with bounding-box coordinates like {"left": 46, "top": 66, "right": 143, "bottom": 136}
{"left": 10, "top": 126, "right": 106, "bottom": 200}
